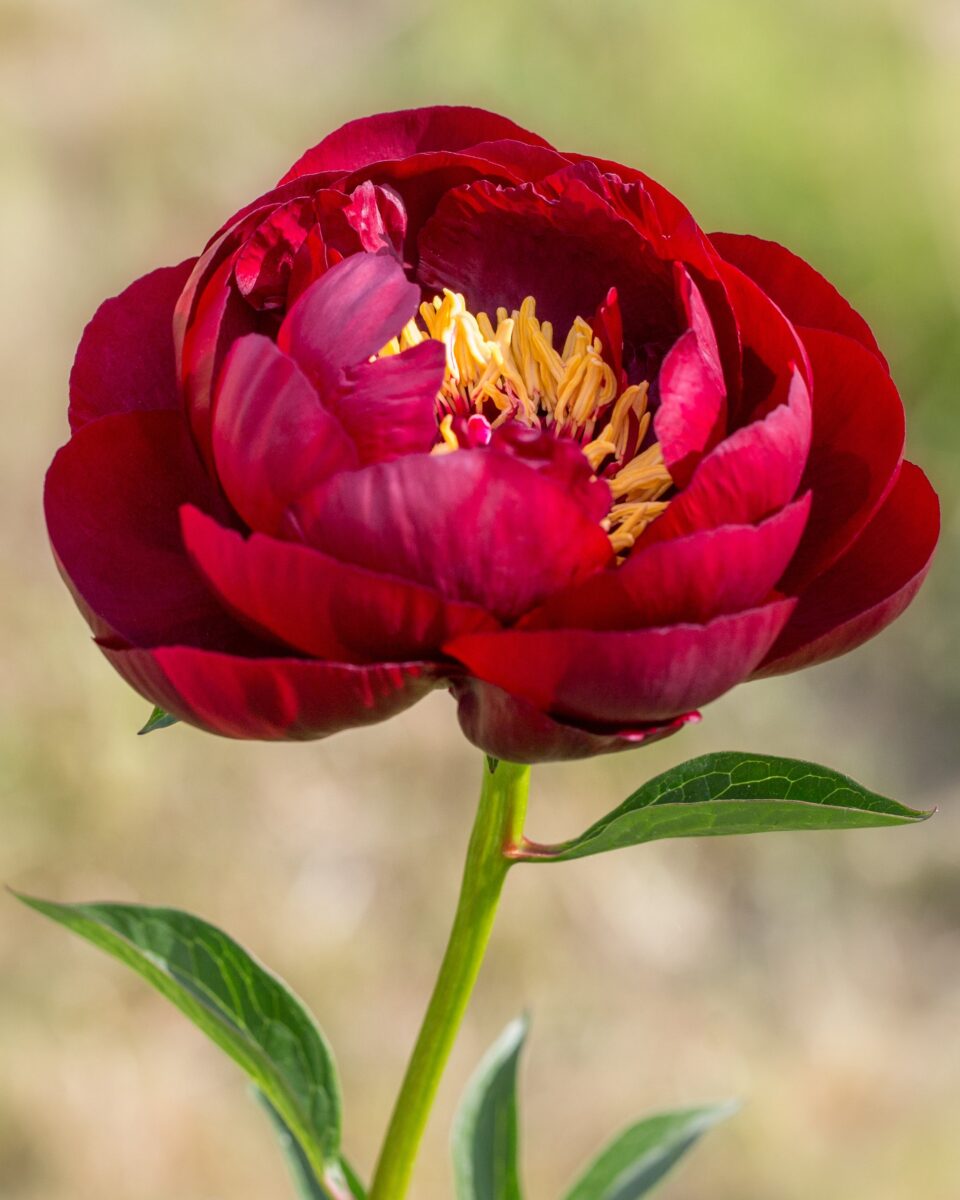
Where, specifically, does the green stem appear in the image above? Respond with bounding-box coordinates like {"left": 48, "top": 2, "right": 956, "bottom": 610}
{"left": 367, "top": 756, "right": 530, "bottom": 1200}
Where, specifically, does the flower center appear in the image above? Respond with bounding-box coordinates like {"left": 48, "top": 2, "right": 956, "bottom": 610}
{"left": 379, "top": 291, "right": 673, "bottom": 553}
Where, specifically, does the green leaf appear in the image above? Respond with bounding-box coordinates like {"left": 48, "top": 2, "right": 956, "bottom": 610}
{"left": 256, "top": 1091, "right": 364, "bottom": 1200}
{"left": 16, "top": 895, "right": 340, "bottom": 1181}
{"left": 563, "top": 1102, "right": 737, "bottom": 1200}
{"left": 138, "top": 705, "right": 178, "bottom": 734}
{"left": 452, "top": 1016, "right": 527, "bottom": 1200}
{"left": 517, "top": 752, "right": 932, "bottom": 862}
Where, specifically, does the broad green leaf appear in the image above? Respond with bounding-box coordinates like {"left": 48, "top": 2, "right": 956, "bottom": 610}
{"left": 517, "top": 752, "right": 931, "bottom": 862}
{"left": 452, "top": 1016, "right": 527, "bottom": 1200}
{"left": 563, "top": 1102, "right": 737, "bottom": 1200}
{"left": 256, "top": 1091, "right": 364, "bottom": 1200}
{"left": 17, "top": 896, "right": 340, "bottom": 1181}
{"left": 138, "top": 705, "right": 178, "bottom": 734}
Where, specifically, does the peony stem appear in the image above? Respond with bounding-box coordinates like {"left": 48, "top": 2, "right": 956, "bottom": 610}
{"left": 367, "top": 755, "right": 530, "bottom": 1200}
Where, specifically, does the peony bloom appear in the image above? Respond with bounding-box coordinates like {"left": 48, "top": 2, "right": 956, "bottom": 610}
{"left": 46, "top": 106, "right": 939, "bottom": 761}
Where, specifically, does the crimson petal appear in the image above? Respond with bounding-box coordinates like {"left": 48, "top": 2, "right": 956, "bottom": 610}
{"left": 212, "top": 334, "right": 357, "bottom": 535}
{"left": 102, "top": 643, "right": 439, "bottom": 741}
{"left": 755, "top": 462, "right": 939, "bottom": 677}
{"left": 452, "top": 678, "right": 699, "bottom": 764}
{"left": 45, "top": 411, "right": 249, "bottom": 649}
{"left": 295, "top": 449, "right": 613, "bottom": 623}
{"left": 69, "top": 259, "right": 195, "bottom": 433}
{"left": 710, "top": 232, "right": 885, "bottom": 366}
{"left": 181, "top": 506, "right": 497, "bottom": 663}
{"left": 445, "top": 599, "right": 795, "bottom": 724}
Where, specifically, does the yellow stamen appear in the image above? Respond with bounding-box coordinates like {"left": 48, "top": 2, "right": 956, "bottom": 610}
{"left": 379, "top": 292, "right": 674, "bottom": 552}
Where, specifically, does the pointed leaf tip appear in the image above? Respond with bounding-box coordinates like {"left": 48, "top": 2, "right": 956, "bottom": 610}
{"left": 138, "top": 705, "right": 179, "bottom": 734}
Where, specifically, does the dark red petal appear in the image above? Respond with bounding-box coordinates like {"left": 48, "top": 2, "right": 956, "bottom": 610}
{"left": 778, "top": 326, "right": 905, "bottom": 591}
{"left": 445, "top": 599, "right": 795, "bottom": 724}
{"left": 710, "top": 232, "right": 885, "bottom": 367}
{"left": 417, "top": 167, "right": 681, "bottom": 348}
{"left": 234, "top": 197, "right": 317, "bottom": 308}
{"left": 181, "top": 506, "right": 497, "bottom": 663}
{"left": 329, "top": 339, "right": 447, "bottom": 465}
{"left": 522, "top": 496, "right": 811, "bottom": 631}
{"left": 295, "top": 448, "right": 613, "bottom": 624}
{"left": 654, "top": 269, "right": 728, "bottom": 485}
{"left": 212, "top": 334, "right": 357, "bottom": 535}
{"left": 280, "top": 106, "right": 554, "bottom": 181}
{"left": 754, "top": 462, "right": 939, "bottom": 677}
{"left": 452, "top": 678, "right": 699, "bottom": 763}
{"left": 645, "top": 368, "right": 811, "bottom": 544}
{"left": 69, "top": 260, "right": 196, "bottom": 433}
{"left": 45, "top": 411, "right": 248, "bottom": 649}
{"left": 277, "top": 252, "right": 419, "bottom": 389}
{"left": 101, "top": 643, "right": 439, "bottom": 741}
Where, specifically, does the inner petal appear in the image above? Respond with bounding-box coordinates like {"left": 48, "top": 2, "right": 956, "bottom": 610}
{"left": 378, "top": 290, "right": 674, "bottom": 553}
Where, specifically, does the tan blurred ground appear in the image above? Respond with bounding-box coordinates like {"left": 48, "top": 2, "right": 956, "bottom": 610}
{"left": 1, "top": 0, "right": 959, "bottom": 1197}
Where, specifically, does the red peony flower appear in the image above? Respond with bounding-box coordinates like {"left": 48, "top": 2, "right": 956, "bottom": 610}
{"left": 46, "top": 106, "right": 940, "bottom": 761}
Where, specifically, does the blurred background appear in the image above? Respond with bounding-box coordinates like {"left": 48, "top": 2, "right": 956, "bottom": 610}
{"left": 1, "top": 0, "right": 958, "bottom": 1196}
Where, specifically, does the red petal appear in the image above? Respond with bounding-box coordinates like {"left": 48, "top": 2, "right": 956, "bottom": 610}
{"left": 452, "top": 678, "right": 699, "bottom": 763}
{"left": 417, "top": 166, "right": 681, "bottom": 349}
{"left": 181, "top": 506, "right": 496, "bottom": 663}
{"left": 645, "top": 368, "right": 811, "bottom": 543}
{"left": 280, "top": 106, "right": 554, "bottom": 181}
{"left": 445, "top": 599, "right": 795, "bottom": 724}
{"left": 295, "top": 448, "right": 613, "bottom": 623}
{"left": 710, "top": 232, "right": 885, "bottom": 366}
{"left": 277, "top": 252, "right": 420, "bottom": 390}
{"left": 522, "top": 496, "right": 811, "bottom": 631}
{"left": 69, "top": 260, "right": 195, "bottom": 433}
{"left": 45, "top": 411, "right": 248, "bottom": 649}
{"left": 212, "top": 334, "right": 357, "bottom": 535}
{"left": 755, "top": 462, "right": 939, "bottom": 676}
{"left": 779, "top": 327, "right": 904, "bottom": 590}
{"left": 102, "top": 643, "right": 439, "bottom": 741}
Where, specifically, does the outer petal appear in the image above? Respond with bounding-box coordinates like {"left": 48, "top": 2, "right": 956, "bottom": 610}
{"left": 452, "top": 678, "right": 699, "bottom": 764}
{"left": 710, "top": 232, "right": 885, "bottom": 366}
{"left": 45, "top": 411, "right": 252, "bottom": 650}
{"left": 755, "top": 462, "right": 939, "bottom": 676}
{"left": 181, "top": 506, "right": 496, "bottom": 663}
{"left": 280, "top": 106, "right": 555, "bottom": 181}
{"left": 445, "top": 599, "right": 795, "bottom": 724}
{"left": 295, "top": 448, "right": 613, "bottom": 624}
{"left": 69, "top": 259, "right": 196, "bottom": 432}
{"left": 778, "top": 326, "right": 904, "bottom": 590}
{"left": 212, "top": 334, "right": 358, "bottom": 535}
{"left": 101, "top": 644, "right": 439, "bottom": 741}
{"left": 522, "top": 497, "right": 810, "bottom": 631}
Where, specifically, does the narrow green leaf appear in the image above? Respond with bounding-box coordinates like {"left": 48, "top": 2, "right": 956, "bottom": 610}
{"left": 452, "top": 1016, "right": 527, "bottom": 1200}
{"left": 16, "top": 895, "right": 340, "bottom": 1180}
{"left": 255, "top": 1091, "right": 364, "bottom": 1200}
{"left": 518, "top": 752, "right": 931, "bottom": 862}
{"left": 138, "top": 705, "right": 178, "bottom": 734}
{"left": 563, "top": 1102, "right": 737, "bottom": 1200}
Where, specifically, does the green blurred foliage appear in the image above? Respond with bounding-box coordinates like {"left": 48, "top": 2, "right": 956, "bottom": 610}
{"left": 0, "top": 1, "right": 958, "bottom": 1198}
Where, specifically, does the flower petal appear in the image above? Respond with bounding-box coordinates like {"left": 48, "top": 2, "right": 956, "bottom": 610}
{"left": 101, "top": 643, "right": 439, "bottom": 740}
{"left": 445, "top": 599, "right": 795, "bottom": 724}
{"left": 710, "top": 231, "right": 885, "bottom": 366}
{"left": 779, "top": 326, "right": 904, "bottom": 590}
{"left": 755, "top": 462, "right": 939, "bottom": 676}
{"left": 452, "top": 678, "right": 699, "bottom": 763}
{"left": 212, "top": 333, "right": 358, "bottom": 535}
{"left": 45, "top": 411, "right": 249, "bottom": 649}
{"left": 181, "top": 505, "right": 497, "bottom": 663}
{"left": 280, "top": 106, "right": 555, "bottom": 181}
{"left": 522, "top": 496, "right": 811, "bottom": 631}
{"left": 295, "top": 447, "right": 613, "bottom": 623}
{"left": 69, "top": 260, "right": 196, "bottom": 432}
